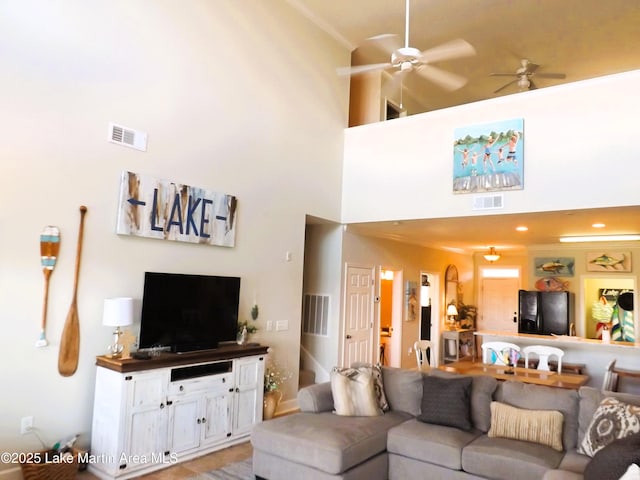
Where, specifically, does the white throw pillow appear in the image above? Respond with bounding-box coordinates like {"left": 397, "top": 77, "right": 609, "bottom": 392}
{"left": 619, "top": 463, "right": 640, "bottom": 480}
{"left": 330, "top": 367, "right": 382, "bottom": 416}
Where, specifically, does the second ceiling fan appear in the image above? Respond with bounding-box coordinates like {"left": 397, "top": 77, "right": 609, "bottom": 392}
{"left": 490, "top": 59, "right": 566, "bottom": 93}
{"left": 337, "top": 0, "right": 476, "bottom": 92}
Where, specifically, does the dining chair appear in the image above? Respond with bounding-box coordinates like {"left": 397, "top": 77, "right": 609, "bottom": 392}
{"left": 481, "top": 341, "right": 521, "bottom": 366}
{"left": 522, "top": 345, "right": 564, "bottom": 373}
{"left": 603, "top": 359, "right": 640, "bottom": 392}
{"left": 414, "top": 340, "right": 433, "bottom": 369}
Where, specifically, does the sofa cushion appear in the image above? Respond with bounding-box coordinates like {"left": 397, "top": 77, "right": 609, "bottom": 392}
{"left": 463, "top": 434, "right": 565, "bottom": 480}
{"left": 499, "top": 380, "right": 579, "bottom": 450}
{"left": 387, "top": 418, "right": 481, "bottom": 471}
{"left": 429, "top": 370, "right": 498, "bottom": 432}
{"left": 297, "top": 381, "right": 334, "bottom": 413}
{"left": 584, "top": 432, "right": 640, "bottom": 480}
{"left": 251, "top": 410, "right": 412, "bottom": 475}
{"left": 331, "top": 366, "right": 382, "bottom": 416}
{"left": 488, "top": 401, "right": 564, "bottom": 451}
{"left": 381, "top": 366, "right": 422, "bottom": 416}
{"left": 418, "top": 375, "right": 473, "bottom": 430}
{"left": 580, "top": 397, "right": 640, "bottom": 457}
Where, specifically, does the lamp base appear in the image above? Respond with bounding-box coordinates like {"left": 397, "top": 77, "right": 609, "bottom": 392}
{"left": 107, "top": 327, "right": 124, "bottom": 358}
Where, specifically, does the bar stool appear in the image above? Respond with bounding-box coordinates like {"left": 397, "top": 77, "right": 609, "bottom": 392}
{"left": 414, "top": 340, "right": 433, "bottom": 369}
{"left": 603, "top": 359, "right": 640, "bottom": 392}
{"left": 481, "top": 341, "right": 521, "bottom": 366}
{"left": 522, "top": 345, "right": 564, "bottom": 373}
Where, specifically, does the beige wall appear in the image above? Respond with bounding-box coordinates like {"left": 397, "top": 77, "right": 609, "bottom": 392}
{"left": 0, "top": 0, "right": 350, "bottom": 468}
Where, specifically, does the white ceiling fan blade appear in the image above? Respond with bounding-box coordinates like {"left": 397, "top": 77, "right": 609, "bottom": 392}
{"left": 337, "top": 62, "right": 392, "bottom": 76}
{"left": 494, "top": 78, "right": 519, "bottom": 94}
{"left": 420, "top": 39, "right": 476, "bottom": 64}
{"left": 367, "top": 33, "right": 402, "bottom": 56}
{"left": 489, "top": 73, "right": 519, "bottom": 77}
{"left": 415, "top": 64, "right": 468, "bottom": 91}
{"left": 536, "top": 73, "right": 566, "bottom": 79}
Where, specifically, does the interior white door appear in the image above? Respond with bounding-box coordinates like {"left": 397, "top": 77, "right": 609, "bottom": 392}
{"left": 343, "top": 265, "right": 375, "bottom": 367}
{"left": 479, "top": 277, "right": 520, "bottom": 332}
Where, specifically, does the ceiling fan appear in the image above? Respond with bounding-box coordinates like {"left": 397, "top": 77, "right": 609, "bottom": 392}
{"left": 490, "top": 59, "right": 566, "bottom": 93}
{"left": 337, "top": 0, "right": 476, "bottom": 92}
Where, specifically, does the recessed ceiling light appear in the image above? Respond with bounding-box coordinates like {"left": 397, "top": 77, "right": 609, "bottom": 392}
{"left": 592, "top": 223, "right": 606, "bottom": 228}
{"left": 559, "top": 234, "right": 640, "bottom": 243}
{"left": 515, "top": 226, "right": 528, "bottom": 232}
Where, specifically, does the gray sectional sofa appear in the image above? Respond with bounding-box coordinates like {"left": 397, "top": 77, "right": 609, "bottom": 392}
{"left": 251, "top": 365, "right": 640, "bottom": 480}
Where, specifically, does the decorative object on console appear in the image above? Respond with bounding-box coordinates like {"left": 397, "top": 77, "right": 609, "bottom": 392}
{"left": 116, "top": 171, "right": 238, "bottom": 248}
{"left": 453, "top": 117, "right": 524, "bottom": 194}
{"left": 37, "top": 225, "right": 60, "bottom": 348}
{"left": 483, "top": 247, "right": 501, "bottom": 263}
{"left": 103, "top": 297, "right": 134, "bottom": 358}
{"left": 446, "top": 303, "right": 458, "bottom": 329}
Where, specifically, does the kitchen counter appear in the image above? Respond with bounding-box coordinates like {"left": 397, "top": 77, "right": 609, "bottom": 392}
{"left": 474, "top": 330, "right": 640, "bottom": 389}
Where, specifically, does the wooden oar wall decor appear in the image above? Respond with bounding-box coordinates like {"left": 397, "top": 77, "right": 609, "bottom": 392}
{"left": 36, "top": 226, "right": 60, "bottom": 347}
{"left": 58, "top": 206, "right": 87, "bottom": 377}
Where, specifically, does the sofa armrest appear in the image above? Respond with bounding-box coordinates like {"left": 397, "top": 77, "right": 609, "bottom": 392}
{"left": 297, "top": 381, "right": 334, "bottom": 413}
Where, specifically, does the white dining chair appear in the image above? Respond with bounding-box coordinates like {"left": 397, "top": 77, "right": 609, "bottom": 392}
{"left": 481, "top": 341, "right": 521, "bottom": 366}
{"left": 414, "top": 340, "right": 433, "bottom": 369}
{"left": 523, "top": 345, "right": 564, "bottom": 373}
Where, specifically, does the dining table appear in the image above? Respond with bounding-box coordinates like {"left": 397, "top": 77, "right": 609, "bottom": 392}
{"left": 438, "top": 361, "right": 589, "bottom": 390}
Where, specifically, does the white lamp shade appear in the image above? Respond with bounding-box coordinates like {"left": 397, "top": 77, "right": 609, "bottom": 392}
{"left": 446, "top": 304, "right": 458, "bottom": 316}
{"left": 103, "top": 297, "right": 134, "bottom": 327}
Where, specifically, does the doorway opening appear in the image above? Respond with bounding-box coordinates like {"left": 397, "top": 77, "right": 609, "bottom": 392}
{"left": 379, "top": 268, "right": 403, "bottom": 367}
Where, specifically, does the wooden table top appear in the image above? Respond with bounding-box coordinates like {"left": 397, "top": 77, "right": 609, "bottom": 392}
{"left": 438, "top": 361, "right": 589, "bottom": 390}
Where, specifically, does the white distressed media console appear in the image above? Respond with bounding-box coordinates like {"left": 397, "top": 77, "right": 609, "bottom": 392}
{"left": 88, "top": 344, "right": 268, "bottom": 479}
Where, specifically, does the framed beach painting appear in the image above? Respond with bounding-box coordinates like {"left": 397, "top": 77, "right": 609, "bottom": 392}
{"left": 586, "top": 252, "right": 632, "bottom": 272}
{"left": 453, "top": 118, "right": 524, "bottom": 194}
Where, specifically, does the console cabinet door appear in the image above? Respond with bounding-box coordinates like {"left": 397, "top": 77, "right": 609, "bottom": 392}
{"left": 233, "top": 356, "right": 265, "bottom": 435}
{"left": 167, "top": 394, "right": 201, "bottom": 455}
{"left": 201, "top": 388, "right": 234, "bottom": 446}
{"left": 121, "top": 371, "right": 169, "bottom": 473}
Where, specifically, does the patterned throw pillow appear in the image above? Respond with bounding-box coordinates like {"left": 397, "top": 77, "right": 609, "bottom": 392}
{"left": 330, "top": 366, "right": 383, "bottom": 416}
{"left": 580, "top": 397, "right": 640, "bottom": 457}
{"left": 488, "top": 401, "right": 564, "bottom": 451}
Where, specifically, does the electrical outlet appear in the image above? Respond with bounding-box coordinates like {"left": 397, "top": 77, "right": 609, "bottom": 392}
{"left": 408, "top": 347, "right": 413, "bottom": 356}
{"left": 266, "top": 321, "right": 273, "bottom": 331}
{"left": 21, "top": 416, "right": 33, "bottom": 434}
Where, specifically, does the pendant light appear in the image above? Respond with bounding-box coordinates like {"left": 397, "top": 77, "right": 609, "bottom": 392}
{"left": 483, "top": 247, "right": 501, "bottom": 263}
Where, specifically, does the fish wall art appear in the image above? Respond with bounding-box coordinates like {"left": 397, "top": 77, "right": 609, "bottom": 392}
{"left": 534, "top": 257, "right": 575, "bottom": 277}
{"left": 586, "top": 252, "right": 632, "bottom": 272}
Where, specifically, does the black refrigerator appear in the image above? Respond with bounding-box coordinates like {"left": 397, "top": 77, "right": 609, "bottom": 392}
{"left": 518, "top": 290, "right": 572, "bottom": 335}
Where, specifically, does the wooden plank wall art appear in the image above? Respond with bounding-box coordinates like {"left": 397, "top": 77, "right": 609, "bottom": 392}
{"left": 116, "top": 171, "right": 238, "bottom": 247}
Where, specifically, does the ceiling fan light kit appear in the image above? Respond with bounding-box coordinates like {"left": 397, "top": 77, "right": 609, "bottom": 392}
{"left": 490, "top": 58, "right": 566, "bottom": 94}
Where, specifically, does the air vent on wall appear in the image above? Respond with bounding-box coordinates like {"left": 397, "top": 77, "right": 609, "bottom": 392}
{"left": 302, "top": 294, "right": 329, "bottom": 336}
{"left": 472, "top": 194, "right": 504, "bottom": 211}
{"left": 109, "top": 123, "right": 147, "bottom": 151}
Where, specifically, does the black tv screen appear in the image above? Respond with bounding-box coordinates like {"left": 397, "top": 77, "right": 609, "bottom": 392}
{"left": 139, "top": 272, "right": 240, "bottom": 353}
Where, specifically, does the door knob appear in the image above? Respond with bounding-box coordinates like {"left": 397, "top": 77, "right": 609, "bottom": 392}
{"left": 346, "top": 335, "right": 352, "bottom": 339}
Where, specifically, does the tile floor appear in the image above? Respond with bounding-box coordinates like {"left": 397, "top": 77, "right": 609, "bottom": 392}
{"left": 77, "top": 441, "right": 252, "bottom": 479}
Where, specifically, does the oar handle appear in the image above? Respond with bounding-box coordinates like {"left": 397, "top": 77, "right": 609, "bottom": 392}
{"left": 71, "top": 206, "right": 88, "bottom": 300}
{"left": 41, "top": 269, "right": 52, "bottom": 330}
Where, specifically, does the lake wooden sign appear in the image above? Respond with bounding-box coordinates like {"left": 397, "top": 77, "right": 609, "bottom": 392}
{"left": 116, "top": 171, "right": 237, "bottom": 247}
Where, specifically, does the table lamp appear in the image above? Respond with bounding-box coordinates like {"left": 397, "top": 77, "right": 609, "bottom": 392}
{"left": 446, "top": 304, "right": 458, "bottom": 330}
{"left": 103, "top": 297, "right": 134, "bottom": 358}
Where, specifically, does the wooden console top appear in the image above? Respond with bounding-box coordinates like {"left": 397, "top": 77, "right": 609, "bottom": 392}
{"left": 96, "top": 343, "right": 269, "bottom": 373}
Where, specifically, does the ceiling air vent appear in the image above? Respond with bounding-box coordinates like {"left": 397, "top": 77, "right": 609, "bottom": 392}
{"left": 109, "top": 123, "right": 147, "bottom": 152}
{"left": 472, "top": 194, "right": 504, "bottom": 211}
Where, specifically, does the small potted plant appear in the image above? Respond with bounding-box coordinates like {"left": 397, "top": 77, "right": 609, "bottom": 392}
{"left": 263, "top": 360, "right": 291, "bottom": 419}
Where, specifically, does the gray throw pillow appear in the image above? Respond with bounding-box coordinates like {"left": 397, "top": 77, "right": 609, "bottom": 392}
{"left": 418, "top": 375, "right": 473, "bottom": 431}
{"left": 584, "top": 432, "right": 640, "bottom": 480}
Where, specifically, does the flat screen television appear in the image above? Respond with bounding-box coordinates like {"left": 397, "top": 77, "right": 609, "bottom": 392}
{"left": 139, "top": 272, "right": 241, "bottom": 353}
